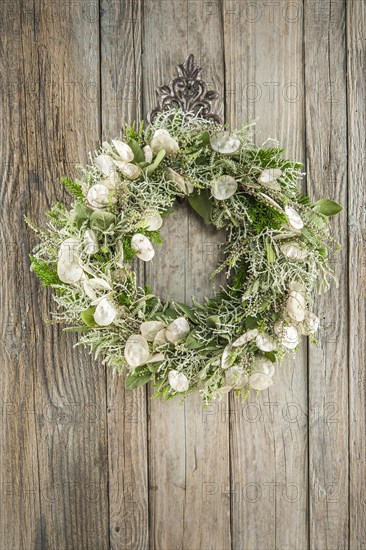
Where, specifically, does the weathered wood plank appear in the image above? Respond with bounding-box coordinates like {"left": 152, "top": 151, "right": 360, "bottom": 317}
{"left": 143, "top": 2, "right": 230, "bottom": 548}
{"left": 14, "top": 1, "right": 109, "bottom": 548}
{"left": 100, "top": 1, "right": 149, "bottom": 548}
{"left": 304, "top": 2, "right": 349, "bottom": 548}
{"left": 0, "top": 3, "right": 42, "bottom": 547}
{"left": 183, "top": 3, "right": 231, "bottom": 549}
{"left": 347, "top": 1, "right": 366, "bottom": 548}
{"left": 143, "top": 4, "right": 189, "bottom": 547}
{"left": 224, "top": 1, "right": 308, "bottom": 548}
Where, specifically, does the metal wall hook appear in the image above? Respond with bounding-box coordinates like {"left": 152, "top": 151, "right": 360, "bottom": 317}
{"left": 147, "top": 54, "right": 222, "bottom": 124}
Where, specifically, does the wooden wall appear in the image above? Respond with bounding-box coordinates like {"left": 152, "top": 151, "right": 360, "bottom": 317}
{"left": 0, "top": 1, "right": 365, "bottom": 548}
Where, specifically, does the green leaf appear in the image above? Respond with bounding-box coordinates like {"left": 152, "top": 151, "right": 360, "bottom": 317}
{"left": 144, "top": 149, "right": 166, "bottom": 176}
{"left": 74, "top": 203, "right": 93, "bottom": 228}
{"left": 90, "top": 211, "right": 116, "bottom": 231}
{"left": 206, "top": 315, "right": 220, "bottom": 328}
{"left": 63, "top": 326, "right": 95, "bottom": 333}
{"left": 265, "top": 238, "right": 276, "bottom": 263}
{"left": 263, "top": 351, "right": 277, "bottom": 363}
{"left": 245, "top": 316, "right": 258, "bottom": 329}
{"left": 61, "top": 177, "right": 84, "bottom": 199}
{"left": 173, "top": 302, "right": 197, "bottom": 323}
{"left": 195, "top": 130, "right": 211, "bottom": 148}
{"left": 188, "top": 189, "right": 212, "bottom": 225}
{"left": 185, "top": 329, "right": 204, "bottom": 349}
{"left": 128, "top": 138, "right": 145, "bottom": 163}
{"left": 125, "top": 369, "right": 153, "bottom": 390}
{"left": 81, "top": 307, "right": 98, "bottom": 327}
{"left": 313, "top": 199, "right": 342, "bottom": 217}
{"left": 29, "top": 256, "right": 61, "bottom": 286}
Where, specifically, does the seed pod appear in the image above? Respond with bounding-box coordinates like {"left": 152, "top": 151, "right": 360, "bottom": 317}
{"left": 211, "top": 175, "right": 238, "bottom": 200}
{"left": 87, "top": 184, "right": 110, "bottom": 209}
{"left": 94, "top": 297, "right": 118, "bottom": 326}
{"left": 165, "top": 317, "right": 190, "bottom": 344}
{"left": 124, "top": 334, "right": 150, "bottom": 368}
{"left": 131, "top": 234, "right": 155, "bottom": 262}
{"left": 256, "top": 333, "right": 277, "bottom": 352}
{"left": 168, "top": 370, "right": 189, "bottom": 392}
{"left": 285, "top": 206, "right": 304, "bottom": 230}
{"left": 232, "top": 329, "right": 259, "bottom": 347}
{"left": 143, "top": 211, "right": 163, "bottom": 231}
{"left": 112, "top": 139, "right": 134, "bottom": 162}
{"left": 140, "top": 321, "right": 165, "bottom": 342}
{"left": 210, "top": 131, "right": 241, "bottom": 154}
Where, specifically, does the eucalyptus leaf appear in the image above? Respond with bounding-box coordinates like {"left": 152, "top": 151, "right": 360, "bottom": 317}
{"left": 81, "top": 307, "right": 98, "bottom": 327}
{"left": 185, "top": 329, "right": 204, "bottom": 349}
{"left": 245, "top": 316, "right": 258, "bottom": 329}
{"left": 206, "top": 315, "right": 220, "bottom": 328}
{"left": 125, "top": 369, "right": 154, "bottom": 390}
{"left": 173, "top": 301, "right": 197, "bottom": 323}
{"left": 128, "top": 138, "right": 145, "bottom": 163}
{"left": 313, "top": 199, "right": 342, "bottom": 216}
{"left": 144, "top": 149, "right": 166, "bottom": 176}
{"left": 188, "top": 189, "right": 212, "bottom": 225}
{"left": 90, "top": 211, "right": 116, "bottom": 231}
{"left": 74, "top": 203, "right": 93, "bottom": 228}
{"left": 195, "top": 130, "right": 211, "bottom": 148}
{"left": 265, "top": 238, "right": 276, "bottom": 263}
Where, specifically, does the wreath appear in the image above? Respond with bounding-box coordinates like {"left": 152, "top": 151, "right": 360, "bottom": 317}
{"left": 28, "top": 109, "right": 341, "bottom": 403}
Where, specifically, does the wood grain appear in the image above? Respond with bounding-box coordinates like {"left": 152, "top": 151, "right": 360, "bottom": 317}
{"left": 304, "top": 2, "right": 349, "bottom": 548}
{"left": 347, "top": 1, "right": 366, "bottom": 549}
{"left": 100, "top": 1, "right": 149, "bottom": 548}
{"left": 0, "top": 1, "right": 42, "bottom": 547}
{"left": 224, "top": 2, "right": 308, "bottom": 548}
{"left": 0, "top": 0, "right": 364, "bottom": 548}
{"left": 2, "top": 1, "right": 109, "bottom": 548}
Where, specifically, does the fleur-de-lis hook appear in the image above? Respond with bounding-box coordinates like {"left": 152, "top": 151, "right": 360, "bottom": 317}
{"left": 147, "top": 54, "right": 222, "bottom": 124}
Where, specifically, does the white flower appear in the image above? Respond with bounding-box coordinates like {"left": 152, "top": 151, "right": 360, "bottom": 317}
{"left": 87, "top": 184, "right": 111, "bottom": 209}
{"left": 84, "top": 229, "right": 99, "bottom": 254}
{"left": 94, "top": 297, "right": 118, "bottom": 326}
{"left": 256, "top": 333, "right": 277, "bottom": 352}
{"left": 143, "top": 145, "right": 153, "bottom": 163}
{"left": 211, "top": 175, "right": 238, "bottom": 200}
{"left": 286, "top": 290, "right": 306, "bottom": 322}
{"left": 143, "top": 210, "right": 163, "bottom": 231}
{"left": 151, "top": 129, "right": 179, "bottom": 156}
{"left": 124, "top": 334, "right": 150, "bottom": 368}
{"left": 165, "top": 317, "right": 190, "bottom": 344}
{"left": 232, "top": 328, "right": 259, "bottom": 347}
{"left": 225, "top": 366, "right": 248, "bottom": 389}
{"left": 140, "top": 321, "right": 165, "bottom": 342}
{"left": 280, "top": 241, "right": 307, "bottom": 261}
{"left": 258, "top": 168, "right": 282, "bottom": 190}
{"left": 274, "top": 321, "right": 299, "bottom": 349}
{"left": 131, "top": 233, "right": 155, "bottom": 261}
{"left": 168, "top": 370, "right": 189, "bottom": 392}
{"left": 112, "top": 139, "right": 134, "bottom": 162}
{"left": 285, "top": 206, "right": 304, "bottom": 230}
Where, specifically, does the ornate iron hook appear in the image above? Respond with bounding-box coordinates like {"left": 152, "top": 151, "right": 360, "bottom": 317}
{"left": 147, "top": 54, "right": 222, "bottom": 124}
